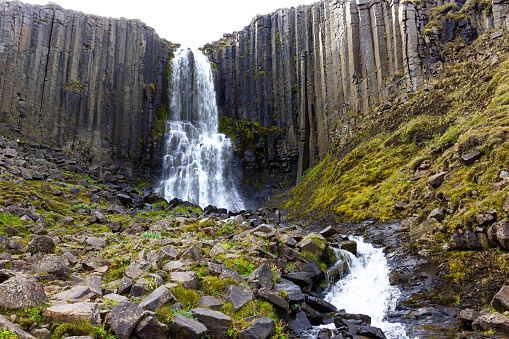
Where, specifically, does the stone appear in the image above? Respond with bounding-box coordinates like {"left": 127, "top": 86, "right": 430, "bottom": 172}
{"left": 337, "top": 240, "right": 357, "bottom": 255}
{"left": 209, "top": 243, "right": 227, "bottom": 257}
{"left": 43, "top": 302, "right": 101, "bottom": 326}
{"left": 190, "top": 308, "right": 233, "bottom": 339}
{"left": 460, "top": 149, "right": 483, "bottom": 165}
{"left": 167, "top": 314, "right": 208, "bottom": 339}
{"left": 32, "top": 255, "right": 71, "bottom": 279}
{"left": 163, "top": 260, "right": 186, "bottom": 272}
{"left": 225, "top": 285, "right": 254, "bottom": 312}
{"left": 459, "top": 308, "right": 480, "bottom": 328}
{"left": 118, "top": 276, "right": 134, "bottom": 295}
{"left": 0, "top": 274, "right": 47, "bottom": 309}
{"left": 428, "top": 208, "right": 445, "bottom": 222}
{"left": 410, "top": 170, "right": 429, "bottom": 181}
{"left": 320, "top": 226, "right": 342, "bottom": 238}
{"left": 492, "top": 286, "right": 509, "bottom": 313}
{"left": 53, "top": 286, "right": 92, "bottom": 301}
{"left": 473, "top": 312, "right": 509, "bottom": 334}
{"left": 476, "top": 213, "right": 496, "bottom": 226}
{"left": 286, "top": 272, "right": 313, "bottom": 288}
{"left": 427, "top": 172, "right": 448, "bottom": 188}
{"left": 147, "top": 250, "right": 163, "bottom": 270}
{"left": 298, "top": 235, "right": 326, "bottom": 259}
{"left": 139, "top": 286, "right": 176, "bottom": 311}
{"left": 280, "top": 234, "right": 297, "bottom": 247}
{"left": 410, "top": 218, "right": 440, "bottom": 241}
{"left": 287, "top": 312, "right": 312, "bottom": 334}
{"left": 104, "top": 294, "right": 129, "bottom": 304}
{"left": 247, "top": 263, "right": 273, "bottom": 289}
{"left": 20, "top": 168, "right": 33, "bottom": 180}
{"left": 238, "top": 317, "right": 276, "bottom": 339}
{"left": 135, "top": 316, "right": 168, "bottom": 339}
{"left": 124, "top": 260, "right": 151, "bottom": 280}
{"left": 180, "top": 244, "right": 202, "bottom": 261}
{"left": 86, "top": 275, "right": 102, "bottom": 296}
{"left": 199, "top": 296, "right": 224, "bottom": 311}
{"left": 129, "top": 279, "right": 150, "bottom": 299}
{"left": 108, "top": 221, "right": 122, "bottom": 233}
{"left": 32, "top": 328, "right": 52, "bottom": 339}
{"left": 306, "top": 296, "right": 337, "bottom": 313}
{"left": 170, "top": 271, "right": 198, "bottom": 290}
{"left": 85, "top": 237, "right": 106, "bottom": 249}
{"left": 496, "top": 219, "right": 509, "bottom": 250}
{"left": 0, "top": 315, "right": 36, "bottom": 339}
{"left": 160, "top": 245, "right": 180, "bottom": 260}
{"left": 26, "top": 236, "right": 55, "bottom": 255}
{"left": 257, "top": 288, "right": 289, "bottom": 310}
{"left": 273, "top": 281, "right": 304, "bottom": 304}
{"left": 106, "top": 301, "right": 146, "bottom": 339}
{"left": 219, "top": 266, "right": 244, "bottom": 283}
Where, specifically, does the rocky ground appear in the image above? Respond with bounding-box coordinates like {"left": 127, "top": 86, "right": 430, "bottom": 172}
{"left": 0, "top": 135, "right": 395, "bottom": 339}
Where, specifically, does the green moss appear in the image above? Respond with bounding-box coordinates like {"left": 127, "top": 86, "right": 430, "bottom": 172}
{"left": 169, "top": 286, "right": 200, "bottom": 311}
{"left": 280, "top": 30, "right": 509, "bottom": 234}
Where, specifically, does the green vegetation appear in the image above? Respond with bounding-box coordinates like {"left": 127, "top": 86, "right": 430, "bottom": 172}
{"left": 282, "top": 30, "right": 509, "bottom": 237}
{"left": 0, "top": 330, "right": 17, "bottom": 339}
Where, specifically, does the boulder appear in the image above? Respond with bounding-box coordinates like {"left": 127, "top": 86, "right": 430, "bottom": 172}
{"left": 238, "top": 317, "right": 276, "bottom": 339}
{"left": 298, "top": 234, "right": 326, "bottom": 259}
{"left": 428, "top": 208, "right": 445, "bottom": 222}
{"left": 337, "top": 240, "right": 357, "bottom": 255}
{"left": 287, "top": 312, "right": 312, "bottom": 334}
{"left": 306, "top": 296, "right": 337, "bottom": 313}
{"left": 104, "top": 294, "right": 129, "bottom": 304}
{"left": 199, "top": 296, "right": 224, "bottom": 311}
{"left": 460, "top": 149, "right": 483, "bottom": 165}
{"left": 86, "top": 275, "right": 102, "bottom": 296}
{"left": 129, "top": 279, "right": 150, "bottom": 299}
{"left": 32, "top": 255, "right": 71, "bottom": 279}
{"left": 225, "top": 285, "right": 253, "bottom": 312}
{"left": 167, "top": 314, "right": 208, "bottom": 339}
{"left": 273, "top": 281, "right": 304, "bottom": 304}
{"left": 0, "top": 315, "right": 36, "bottom": 339}
{"left": 247, "top": 263, "right": 273, "bottom": 289}
{"left": 286, "top": 272, "right": 313, "bottom": 288}
{"left": 106, "top": 301, "right": 146, "bottom": 339}
{"left": 139, "top": 286, "right": 176, "bottom": 312}
{"left": 26, "top": 236, "right": 55, "bottom": 255}
{"left": 320, "top": 226, "right": 342, "bottom": 238}
{"left": 0, "top": 274, "right": 47, "bottom": 309}
{"left": 124, "top": 260, "right": 151, "bottom": 280}
{"left": 257, "top": 288, "right": 289, "bottom": 310}
{"left": 280, "top": 234, "right": 297, "bottom": 247}
{"left": 118, "top": 276, "right": 134, "bottom": 295}
{"left": 170, "top": 272, "right": 198, "bottom": 290}
{"left": 219, "top": 266, "right": 244, "bottom": 283}
{"left": 209, "top": 243, "right": 227, "bottom": 257}
{"left": 190, "top": 308, "right": 233, "bottom": 339}
{"left": 496, "top": 219, "right": 509, "bottom": 250}
{"left": 180, "top": 244, "right": 202, "bottom": 261}
{"left": 85, "top": 237, "right": 106, "bottom": 249}
{"left": 427, "top": 172, "right": 448, "bottom": 188}
{"left": 43, "top": 302, "right": 100, "bottom": 326}
{"left": 135, "top": 316, "right": 168, "bottom": 339}
{"left": 410, "top": 218, "right": 440, "bottom": 242}
{"left": 52, "top": 286, "right": 92, "bottom": 301}
{"left": 473, "top": 312, "right": 509, "bottom": 334}
{"left": 492, "top": 286, "right": 509, "bottom": 313}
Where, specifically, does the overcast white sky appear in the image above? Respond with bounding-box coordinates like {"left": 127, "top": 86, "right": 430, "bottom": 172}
{"left": 21, "top": 0, "right": 319, "bottom": 47}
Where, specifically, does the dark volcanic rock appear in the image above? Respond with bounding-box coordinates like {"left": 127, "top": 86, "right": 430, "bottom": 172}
{"left": 106, "top": 301, "right": 146, "bottom": 339}
{"left": 0, "top": 274, "right": 48, "bottom": 309}
{"left": 26, "top": 236, "right": 55, "bottom": 255}
{"left": 190, "top": 308, "right": 233, "bottom": 339}
{"left": 238, "top": 317, "right": 276, "bottom": 339}
{"left": 167, "top": 314, "right": 208, "bottom": 339}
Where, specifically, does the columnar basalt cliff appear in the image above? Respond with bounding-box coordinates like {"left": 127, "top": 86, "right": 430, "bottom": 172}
{"left": 206, "top": 0, "right": 509, "bottom": 180}
{"left": 0, "top": 1, "right": 173, "bottom": 171}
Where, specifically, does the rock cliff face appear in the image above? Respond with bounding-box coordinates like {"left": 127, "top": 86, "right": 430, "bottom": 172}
{"left": 207, "top": 0, "right": 509, "bottom": 180}
{"left": 0, "top": 1, "right": 173, "bottom": 171}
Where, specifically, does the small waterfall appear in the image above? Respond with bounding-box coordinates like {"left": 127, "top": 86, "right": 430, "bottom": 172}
{"left": 158, "top": 47, "right": 245, "bottom": 211}
{"left": 324, "top": 237, "right": 413, "bottom": 339}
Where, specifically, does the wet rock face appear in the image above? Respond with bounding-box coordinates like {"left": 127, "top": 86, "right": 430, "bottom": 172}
{"left": 0, "top": 1, "right": 172, "bottom": 171}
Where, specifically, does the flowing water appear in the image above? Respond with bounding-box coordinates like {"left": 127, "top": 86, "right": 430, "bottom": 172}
{"left": 307, "top": 237, "right": 414, "bottom": 338}
{"left": 158, "top": 47, "right": 245, "bottom": 211}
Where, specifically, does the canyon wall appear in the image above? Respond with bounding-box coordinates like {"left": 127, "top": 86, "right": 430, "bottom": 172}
{"left": 207, "top": 0, "right": 509, "bottom": 180}
{"left": 0, "top": 1, "right": 173, "bottom": 172}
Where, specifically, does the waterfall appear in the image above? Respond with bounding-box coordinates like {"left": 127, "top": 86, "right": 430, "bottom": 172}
{"left": 158, "top": 47, "right": 245, "bottom": 212}
{"left": 324, "top": 237, "right": 413, "bottom": 339}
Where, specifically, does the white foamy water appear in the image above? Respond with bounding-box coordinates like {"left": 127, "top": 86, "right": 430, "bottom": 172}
{"left": 158, "top": 47, "right": 244, "bottom": 211}
{"left": 324, "top": 237, "right": 413, "bottom": 339}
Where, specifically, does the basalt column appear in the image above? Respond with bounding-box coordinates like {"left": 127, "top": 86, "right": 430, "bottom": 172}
{"left": 0, "top": 1, "right": 173, "bottom": 171}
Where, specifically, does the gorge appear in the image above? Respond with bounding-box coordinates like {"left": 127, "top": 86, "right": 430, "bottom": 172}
{"left": 0, "top": 0, "right": 508, "bottom": 338}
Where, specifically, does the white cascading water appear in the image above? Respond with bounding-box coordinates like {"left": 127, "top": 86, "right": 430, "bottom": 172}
{"left": 158, "top": 47, "right": 245, "bottom": 211}
{"left": 323, "top": 237, "right": 413, "bottom": 339}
